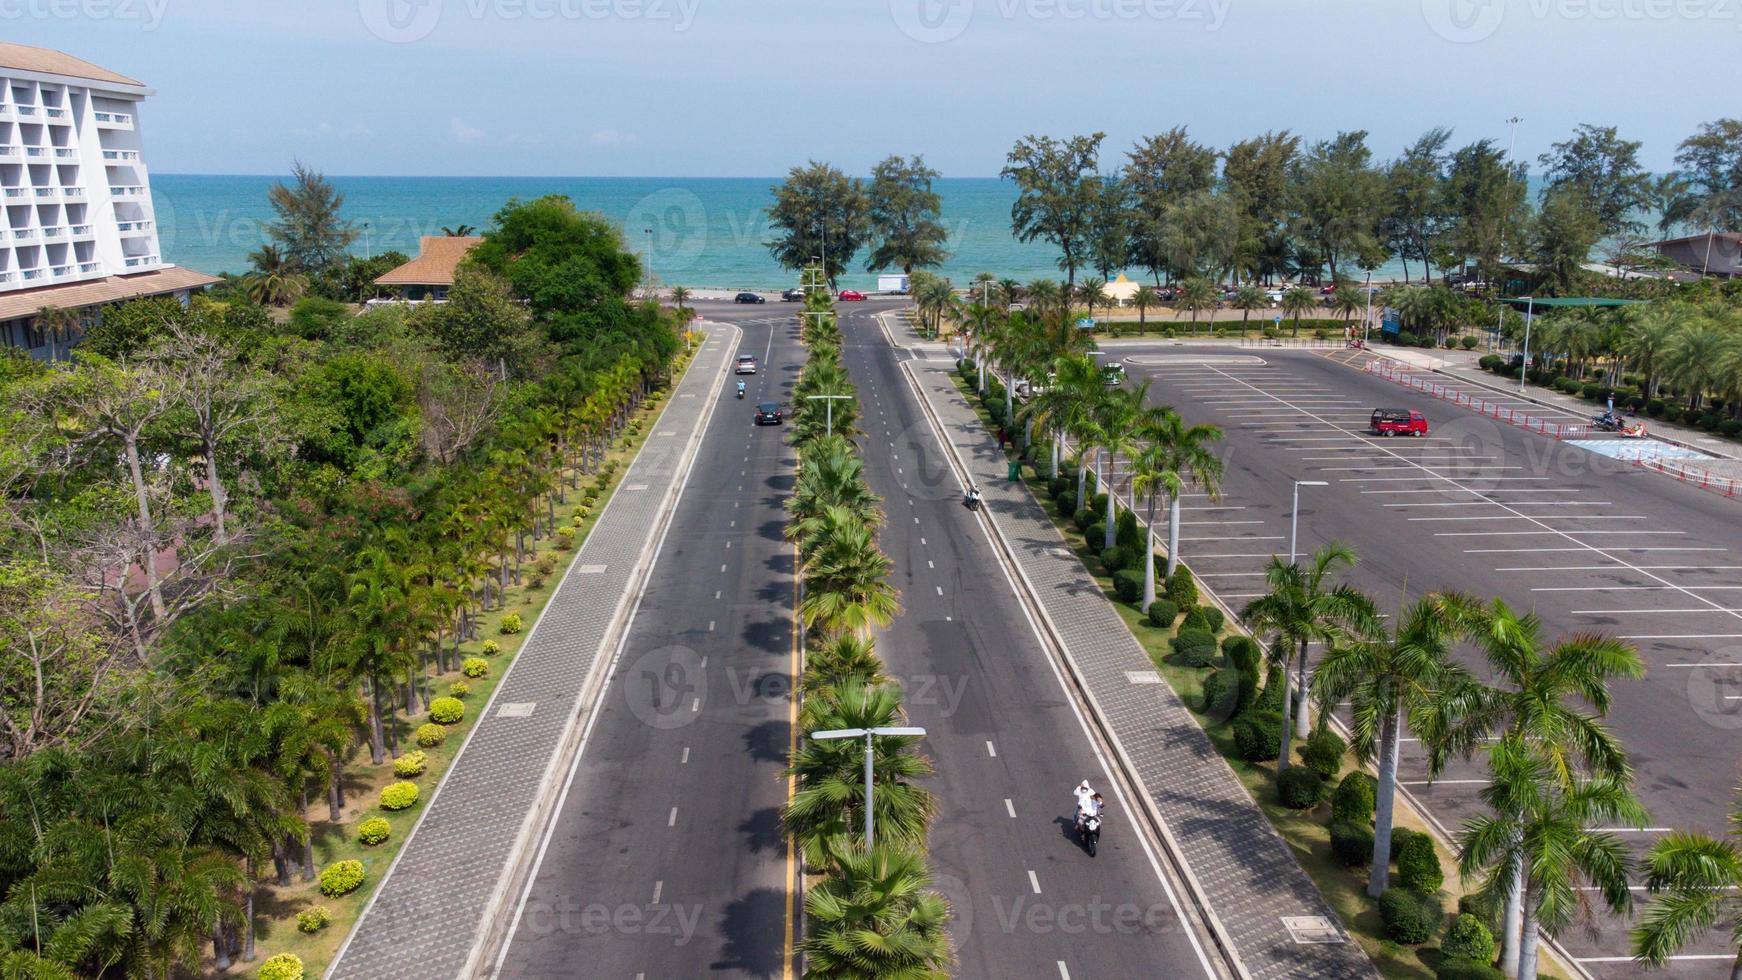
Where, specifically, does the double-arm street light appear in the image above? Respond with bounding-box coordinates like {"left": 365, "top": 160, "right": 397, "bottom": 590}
{"left": 809, "top": 726, "right": 927, "bottom": 848}
{"left": 806, "top": 394, "right": 853, "bottom": 437}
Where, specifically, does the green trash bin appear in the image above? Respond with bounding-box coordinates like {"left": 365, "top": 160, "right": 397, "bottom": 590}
{"left": 1007, "top": 459, "right": 1022, "bottom": 481}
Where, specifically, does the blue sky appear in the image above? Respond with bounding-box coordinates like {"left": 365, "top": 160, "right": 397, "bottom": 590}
{"left": 12, "top": 0, "right": 1738, "bottom": 177}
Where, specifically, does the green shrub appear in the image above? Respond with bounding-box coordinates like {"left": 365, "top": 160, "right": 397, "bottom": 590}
{"left": 429, "top": 696, "right": 465, "bottom": 724}
{"left": 1048, "top": 476, "right": 1069, "bottom": 498}
{"left": 1298, "top": 728, "right": 1346, "bottom": 781}
{"left": 416, "top": 723, "right": 447, "bottom": 747}
{"left": 1397, "top": 832, "right": 1445, "bottom": 893}
{"left": 1254, "top": 665, "right": 1287, "bottom": 713}
{"left": 1165, "top": 567, "right": 1198, "bottom": 607}
{"left": 449, "top": 680, "right": 470, "bottom": 699}
{"left": 259, "top": 953, "right": 306, "bottom": 980}
{"left": 1116, "top": 510, "right": 1140, "bottom": 550}
{"left": 1085, "top": 523, "right": 1107, "bottom": 554}
{"left": 535, "top": 554, "right": 558, "bottom": 576}
{"left": 1073, "top": 508, "right": 1094, "bottom": 532}
{"left": 1276, "top": 766, "right": 1325, "bottom": 809}
{"left": 1460, "top": 335, "right": 1479, "bottom": 350}
{"left": 1199, "top": 605, "right": 1225, "bottom": 633}
{"left": 1646, "top": 398, "right": 1666, "bottom": 417}
{"left": 462, "top": 657, "right": 489, "bottom": 679}
{"left": 1090, "top": 493, "right": 1108, "bottom": 515}
{"left": 393, "top": 751, "right": 428, "bottom": 778}
{"left": 1396, "top": 330, "right": 1420, "bottom": 347}
{"left": 1171, "top": 627, "right": 1218, "bottom": 667}
{"left": 1112, "top": 568, "right": 1144, "bottom": 604}
{"left": 1458, "top": 891, "right": 1502, "bottom": 935}
{"left": 379, "top": 781, "right": 419, "bottom": 811}
{"left": 1441, "top": 912, "right": 1497, "bottom": 963}
{"left": 1720, "top": 419, "right": 1742, "bottom": 438}
{"left": 1145, "top": 599, "right": 1179, "bottom": 629}
{"left": 1379, "top": 888, "right": 1444, "bottom": 945}
{"left": 481, "top": 639, "right": 501, "bottom": 656}
{"left": 554, "top": 525, "right": 577, "bottom": 550}
{"left": 1330, "top": 819, "right": 1374, "bottom": 867}
{"left": 1391, "top": 826, "right": 1425, "bottom": 861}
{"left": 1581, "top": 381, "right": 1603, "bottom": 400}
{"left": 1201, "top": 670, "right": 1234, "bottom": 715}
{"left": 1056, "top": 491, "right": 1076, "bottom": 516}
{"left": 1233, "top": 711, "right": 1282, "bottom": 761}
{"left": 357, "top": 817, "right": 391, "bottom": 846}
{"left": 1478, "top": 354, "right": 1503, "bottom": 371}
{"left": 499, "top": 613, "right": 524, "bottom": 635}
{"left": 1223, "top": 635, "right": 1261, "bottom": 677}
{"left": 318, "top": 860, "right": 365, "bottom": 897}
{"left": 1436, "top": 959, "right": 1504, "bottom": 980}
{"left": 1100, "top": 546, "right": 1129, "bottom": 574}
{"left": 295, "top": 906, "right": 331, "bottom": 934}
{"left": 1332, "top": 771, "right": 1377, "bottom": 824}
{"left": 1180, "top": 607, "right": 1209, "bottom": 632}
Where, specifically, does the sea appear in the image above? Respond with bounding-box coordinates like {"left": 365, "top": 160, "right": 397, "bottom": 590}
{"left": 150, "top": 173, "right": 1479, "bottom": 292}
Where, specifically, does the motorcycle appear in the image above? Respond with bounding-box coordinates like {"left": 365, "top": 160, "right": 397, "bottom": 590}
{"left": 1076, "top": 809, "right": 1103, "bottom": 857}
{"left": 1591, "top": 411, "right": 1625, "bottom": 433}
{"left": 736, "top": 384, "right": 746, "bottom": 400}
{"left": 963, "top": 489, "right": 981, "bottom": 511}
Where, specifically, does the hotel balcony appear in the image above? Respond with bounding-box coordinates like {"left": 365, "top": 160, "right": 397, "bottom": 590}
{"left": 19, "top": 268, "right": 47, "bottom": 281}
{"left": 69, "top": 224, "right": 93, "bottom": 238}
{"left": 49, "top": 264, "right": 71, "bottom": 278}
{"left": 52, "top": 148, "right": 76, "bottom": 159}
{"left": 0, "top": 105, "right": 12, "bottom": 121}
{"left": 109, "top": 185, "right": 145, "bottom": 197}
{"left": 42, "top": 108, "right": 69, "bottom": 125}
{"left": 1, "top": 188, "right": 27, "bottom": 200}
{"left": 33, "top": 187, "right": 58, "bottom": 200}
{"left": 0, "top": 272, "right": 15, "bottom": 284}
{"left": 11, "top": 228, "right": 36, "bottom": 243}
{"left": 116, "top": 220, "right": 153, "bottom": 234}
{"left": 123, "top": 254, "right": 159, "bottom": 269}
{"left": 94, "top": 111, "right": 134, "bottom": 129}
{"left": 61, "top": 187, "right": 84, "bottom": 199}
{"left": 40, "top": 226, "right": 64, "bottom": 240}
{"left": 77, "top": 261, "right": 99, "bottom": 274}
{"left": 23, "top": 146, "right": 46, "bottom": 158}
{"left": 13, "top": 105, "right": 38, "bottom": 119}
{"left": 0, "top": 145, "right": 18, "bottom": 160}
{"left": 102, "top": 149, "right": 141, "bottom": 162}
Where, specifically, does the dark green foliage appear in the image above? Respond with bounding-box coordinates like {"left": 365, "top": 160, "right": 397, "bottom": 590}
{"left": 1396, "top": 832, "right": 1444, "bottom": 893}
{"left": 1201, "top": 670, "right": 1234, "bottom": 715}
{"left": 289, "top": 296, "right": 351, "bottom": 340}
{"left": 1090, "top": 492, "right": 1108, "bottom": 515}
{"left": 1330, "top": 820, "right": 1375, "bottom": 867}
{"left": 1165, "top": 566, "right": 1198, "bottom": 607}
{"left": 1171, "top": 627, "right": 1218, "bottom": 667}
{"left": 1435, "top": 960, "right": 1503, "bottom": 980}
{"left": 1457, "top": 891, "right": 1501, "bottom": 936}
{"left": 1115, "top": 510, "right": 1140, "bottom": 550}
{"left": 1390, "top": 826, "right": 1424, "bottom": 861}
{"left": 1254, "top": 665, "right": 1287, "bottom": 713}
{"left": 1233, "top": 712, "right": 1283, "bottom": 761}
{"left": 1222, "top": 635, "right": 1261, "bottom": 677}
{"left": 1180, "top": 607, "right": 1209, "bottom": 632}
{"left": 1199, "top": 604, "right": 1225, "bottom": 633}
{"left": 1085, "top": 523, "right": 1107, "bottom": 554}
{"left": 1378, "top": 888, "right": 1444, "bottom": 945}
{"left": 1056, "top": 491, "right": 1076, "bottom": 516}
{"left": 1048, "top": 476, "right": 1069, "bottom": 498}
{"left": 1276, "top": 766, "right": 1325, "bottom": 809}
{"left": 1298, "top": 728, "right": 1346, "bottom": 781}
{"left": 1440, "top": 913, "right": 1497, "bottom": 964}
{"left": 1145, "top": 599, "right": 1179, "bottom": 629}
{"left": 1331, "top": 771, "right": 1377, "bottom": 824}
{"left": 1100, "top": 546, "right": 1129, "bottom": 574}
{"left": 1112, "top": 569, "right": 1144, "bottom": 604}
{"left": 1073, "top": 508, "right": 1094, "bottom": 532}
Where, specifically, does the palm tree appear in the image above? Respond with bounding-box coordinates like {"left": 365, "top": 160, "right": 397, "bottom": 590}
{"left": 802, "top": 634, "right": 889, "bottom": 693}
{"left": 1280, "top": 286, "right": 1317, "bottom": 338}
{"left": 1329, "top": 285, "right": 1364, "bottom": 332}
{"left": 787, "top": 683, "right": 934, "bottom": 865}
{"left": 1029, "top": 354, "right": 1102, "bottom": 483}
{"left": 1091, "top": 384, "right": 1153, "bottom": 552}
{"left": 441, "top": 224, "right": 477, "bottom": 236}
{"left": 799, "top": 843, "right": 952, "bottom": 979}
{"left": 1131, "top": 284, "right": 1158, "bottom": 335}
{"left": 1176, "top": 277, "right": 1217, "bottom": 334}
{"left": 1232, "top": 285, "right": 1265, "bottom": 336}
{"left": 1314, "top": 594, "right": 1482, "bottom": 896}
{"left": 243, "top": 245, "right": 307, "bottom": 307}
{"left": 1078, "top": 276, "right": 1108, "bottom": 323}
{"left": 668, "top": 285, "right": 691, "bottom": 313}
{"left": 800, "top": 516, "right": 901, "bottom": 638}
{"left": 1663, "top": 320, "right": 1738, "bottom": 412}
{"left": 1632, "top": 795, "right": 1742, "bottom": 976}
{"left": 1142, "top": 409, "right": 1224, "bottom": 582}
{"left": 1241, "top": 544, "right": 1379, "bottom": 763}
{"left": 1458, "top": 736, "right": 1644, "bottom": 980}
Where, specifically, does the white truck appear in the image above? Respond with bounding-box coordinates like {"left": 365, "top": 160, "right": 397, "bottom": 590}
{"left": 877, "top": 274, "right": 910, "bottom": 294}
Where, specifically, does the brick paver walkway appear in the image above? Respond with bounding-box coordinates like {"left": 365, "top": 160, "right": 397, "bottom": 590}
{"left": 904, "top": 355, "right": 1376, "bottom": 980}
{"left": 328, "top": 325, "right": 738, "bottom": 980}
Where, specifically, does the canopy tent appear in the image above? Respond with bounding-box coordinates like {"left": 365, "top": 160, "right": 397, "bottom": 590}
{"left": 1501, "top": 296, "right": 1647, "bottom": 309}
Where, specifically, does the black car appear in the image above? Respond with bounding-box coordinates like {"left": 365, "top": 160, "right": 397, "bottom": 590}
{"left": 734, "top": 292, "right": 767, "bottom": 304}
{"left": 754, "top": 401, "right": 783, "bottom": 425}
{"left": 781, "top": 288, "right": 806, "bottom": 302}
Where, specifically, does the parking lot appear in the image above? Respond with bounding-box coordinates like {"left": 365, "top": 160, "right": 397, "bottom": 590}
{"left": 1101, "top": 345, "right": 1742, "bottom": 977}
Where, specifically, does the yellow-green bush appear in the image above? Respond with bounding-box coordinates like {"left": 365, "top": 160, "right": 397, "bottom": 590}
{"left": 318, "top": 860, "right": 365, "bottom": 897}
{"left": 481, "top": 638, "right": 501, "bottom": 656}
{"left": 449, "top": 680, "right": 470, "bottom": 699}
{"left": 429, "top": 696, "right": 465, "bottom": 724}
{"left": 461, "top": 658, "right": 489, "bottom": 679}
{"left": 259, "top": 953, "right": 305, "bottom": 980}
{"left": 357, "top": 817, "right": 391, "bottom": 846}
{"left": 379, "top": 781, "right": 419, "bottom": 811}
{"left": 499, "top": 613, "right": 524, "bottom": 634}
{"left": 555, "top": 526, "right": 577, "bottom": 550}
{"left": 415, "top": 722, "right": 447, "bottom": 747}
{"left": 295, "top": 906, "right": 331, "bottom": 934}
{"left": 392, "top": 751, "right": 428, "bottom": 777}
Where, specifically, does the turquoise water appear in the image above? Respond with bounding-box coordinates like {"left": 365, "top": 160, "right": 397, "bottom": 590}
{"left": 151, "top": 173, "right": 1474, "bottom": 290}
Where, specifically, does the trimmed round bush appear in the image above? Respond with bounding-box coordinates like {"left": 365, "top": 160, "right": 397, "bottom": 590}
{"left": 462, "top": 657, "right": 489, "bottom": 679}
{"left": 357, "top": 817, "right": 391, "bottom": 846}
{"left": 1180, "top": 607, "right": 1210, "bottom": 632}
{"left": 295, "top": 905, "right": 331, "bottom": 934}
{"left": 555, "top": 525, "right": 577, "bottom": 550}
{"left": 1085, "top": 523, "right": 1107, "bottom": 554}
{"left": 1441, "top": 912, "right": 1497, "bottom": 963}
{"left": 1436, "top": 960, "right": 1504, "bottom": 980}
{"left": 318, "top": 859, "right": 365, "bottom": 897}
{"left": 1165, "top": 567, "right": 1198, "bottom": 608}
{"left": 1090, "top": 493, "right": 1108, "bottom": 516}
{"left": 499, "top": 613, "right": 524, "bottom": 635}
{"left": 1171, "top": 627, "right": 1218, "bottom": 667}
{"left": 1330, "top": 819, "right": 1374, "bottom": 867}
{"left": 1458, "top": 891, "right": 1502, "bottom": 935}
{"left": 1199, "top": 605, "right": 1225, "bottom": 633}
{"left": 481, "top": 639, "right": 501, "bottom": 656}
{"left": 1048, "top": 476, "right": 1069, "bottom": 498}
{"left": 1254, "top": 665, "right": 1287, "bottom": 713}
{"left": 449, "top": 680, "right": 471, "bottom": 699}
{"left": 1116, "top": 511, "right": 1141, "bottom": 550}
{"left": 1276, "top": 766, "right": 1325, "bottom": 809}
{"left": 1100, "top": 546, "right": 1129, "bottom": 574}
{"left": 1145, "top": 598, "right": 1179, "bottom": 629}
{"left": 1332, "top": 771, "right": 1377, "bottom": 824}
{"left": 1233, "top": 711, "right": 1283, "bottom": 762}
{"left": 1223, "top": 635, "right": 1261, "bottom": 676}
{"left": 1397, "top": 831, "right": 1445, "bottom": 893}
{"left": 393, "top": 750, "right": 428, "bottom": 778}
{"left": 1056, "top": 491, "right": 1076, "bottom": 516}
{"left": 429, "top": 696, "right": 465, "bottom": 725}
{"left": 379, "top": 781, "right": 419, "bottom": 811}
{"left": 1391, "top": 826, "right": 1425, "bottom": 862}
{"left": 259, "top": 953, "right": 305, "bottom": 980}
{"left": 1201, "top": 670, "right": 1233, "bottom": 715}
{"left": 1112, "top": 568, "right": 1144, "bottom": 604}
{"left": 1379, "top": 887, "right": 1444, "bottom": 945}
{"left": 415, "top": 722, "right": 447, "bottom": 747}
{"left": 1298, "top": 728, "right": 1346, "bottom": 781}
{"left": 1073, "top": 508, "right": 1094, "bottom": 532}
{"left": 1478, "top": 354, "right": 1503, "bottom": 371}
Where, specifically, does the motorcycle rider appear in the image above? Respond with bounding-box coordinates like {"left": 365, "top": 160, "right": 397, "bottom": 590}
{"left": 965, "top": 485, "right": 982, "bottom": 510}
{"left": 1073, "top": 780, "right": 1100, "bottom": 828}
{"left": 736, "top": 381, "right": 746, "bottom": 399}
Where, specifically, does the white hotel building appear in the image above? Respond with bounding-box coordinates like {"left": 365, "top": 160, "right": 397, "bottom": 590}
{"left": 0, "top": 43, "right": 215, "bottom": 359}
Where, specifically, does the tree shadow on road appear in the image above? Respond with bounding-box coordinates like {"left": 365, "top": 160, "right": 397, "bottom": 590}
{"left": 710, "top": 887, "right": 785, "bottom": 979}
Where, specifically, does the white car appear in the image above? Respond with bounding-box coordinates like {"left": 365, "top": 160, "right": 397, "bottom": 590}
{"left": 735, "top": 355, "right": 758, "bottom": 375}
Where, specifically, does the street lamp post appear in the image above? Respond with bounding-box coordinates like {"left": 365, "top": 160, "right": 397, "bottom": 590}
{"left": 1288, "top": 479, "right": 1328, "bottom": 566}
{"left": 1362, "top": 272, "right": 1374, "bottom": 348}
{"left": 810, "top": 726, "right": 927, "bottom": 848}
{"left": 643, "top": 228, "right": 653, "bottom": 298}
{"left": 1518, "top": 296, "right": 1536, "bottom": 394}
{"left": 1492, "top": 115, "right": 1522, "bottom": 353}
{"left": 806, "top": 394, "right": 853, "bottom": 437}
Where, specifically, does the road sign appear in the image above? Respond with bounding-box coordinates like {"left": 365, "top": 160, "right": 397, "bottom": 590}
{"left": 1075, "top": 318, "right": 1096, "bottom": 330}
{"left": 1273, "top": 315, "right": 1282, "bottom": 324}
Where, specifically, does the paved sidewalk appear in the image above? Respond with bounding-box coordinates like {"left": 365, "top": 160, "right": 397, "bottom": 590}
{"left": 329, "top": 324, "right": 738, "bottom": 980}
{"left": 903, "top": 358, "right": 1376, "bottom": 980}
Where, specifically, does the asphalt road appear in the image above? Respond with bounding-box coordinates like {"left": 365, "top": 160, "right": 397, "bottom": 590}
{"left": 494, "top": 302, "right": 804, "bottom": 979}
{"left": 834, "top": 305, "right": 1219, "bottom": 979}
{"left": 1110, "top": 342, "right": 1742, "bottom": 978}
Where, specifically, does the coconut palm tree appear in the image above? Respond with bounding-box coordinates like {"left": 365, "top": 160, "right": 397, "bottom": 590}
{"left": 1028, "top": 354, "right": 1102, "bottom": 484}
{"left": 1241, "top": 544, "right": 1379, "bottom": 763}
{"left": 1458, "top": 735, "right": 1644, "bottom": 980}
{"left": 800, "top": 843, "right": 952, "bottom": 979}
{"left": 1141, "top": 409, "right": 1224, "bottom": 582}
{"left": 1632, "top": 794, "right": 1742, "bottom": 976}
{"left": 441, "top": 224, "right": 477, "bottom": 236}
{"left": 1280, "top": 286, "right": 1317, "bottom": 338}
{"left": 668, "top": 285, "right": 691, "bottom": 313}
{"left": 243, "top": 245, "right": 308, "bottom": 307}
{"left": 1232, "top": 284, "right": 1265, "bottom": 336}
{"left": 1313, "top": 594, "right": 1483, "bottom": 896}
{"left": 1131, "top": 284, "right": 1158, "bottom": 335}
{"left": 1176, "top": 277, "right": 1217, "bottom": 334}
{"left": 1329, "top": 285, "right": 1364, "bottom": 331}
{"left": 1090, "top": 383, "right": 1154, "bottom": 551}
{"left": 1078, "top": 276, "right": 1108, "bottom": 323}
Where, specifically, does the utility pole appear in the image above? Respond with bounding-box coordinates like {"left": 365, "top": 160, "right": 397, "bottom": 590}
{"left": 1492, "top": 116, "right": 1522, "bottom": 352}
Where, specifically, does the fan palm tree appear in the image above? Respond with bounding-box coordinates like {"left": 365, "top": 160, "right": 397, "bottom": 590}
{"left": 1232, "top": 285, "right": 1265, "bottom": 336}
{"left": 1314, "top": 594, "right": 1482, "bottom": 896}
{"left": 1176, "top": 277, "right": 1217, "bottom": 334}
{"left": 1632, "top": 792, "right": 1742, "bottom": 975}
{"left": 791, "top": 440, "right": 880, "bottom": 527}
{"left": 800, "top": 516, "right": 900, "bottom": 638}
{"left": 1663, "top": 320, "right": 1738, "bottom": 412}
{"left": 1241, "top": 545, "right": 1379, "bottom": 761}
{"left": 802, "top": 634, "right": 889, "bottom": 694}
{"left": 1280, "top": 287, "right": 1317, "bottom": 338}
{"left": 800, "top": 843, "right": 952, "bottom": 980}
{"left": 441, "top": 224, "right": 477, "bottom": 236}
{"left": 1458, "top": 736, "right": 1644, "bottom": 980}
{"left": 787, "top": 683, "right": 934, "bottom": 864}
{"left": 1131, "top": 284, "right": 1158, "bottom": 335}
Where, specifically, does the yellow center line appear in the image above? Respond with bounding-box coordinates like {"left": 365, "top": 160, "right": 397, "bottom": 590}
{"left": 783, "top": 538, "right": 801, "bottom": 978}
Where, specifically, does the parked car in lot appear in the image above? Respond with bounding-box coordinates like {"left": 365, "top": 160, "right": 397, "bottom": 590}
{"left": 735, "top": 292, "right": 767, "bottom": 304}
{"left": 735, "top": 355, "right": 758, "bottom": 375}
{"left": 838, "top": 289, "right": 866, "bottom": 301}
{"left": 754, "top": 401, "right": 783, "bottom": 425}
{"left": 1370, "top": 408, "right": 1429, "bottom": 437}
{"left": 781, "top": 288, "right": 806, "bottom": 302}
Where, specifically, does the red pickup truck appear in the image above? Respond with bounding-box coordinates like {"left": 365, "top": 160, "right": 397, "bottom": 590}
{"left": 1370, "top": 408, "right": 1429, "bottom": 437}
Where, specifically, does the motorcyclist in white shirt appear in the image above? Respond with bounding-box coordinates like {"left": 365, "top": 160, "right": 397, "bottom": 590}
{"left": 1074, "top": 780, "right": 1100, "bottom": 826}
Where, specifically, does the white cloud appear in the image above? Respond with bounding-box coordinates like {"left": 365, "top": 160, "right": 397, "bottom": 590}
{"left": 588, "top": 129, "right": 640, "bottom": 148}
{"left": 450, "top": 117, "right": 484, "bottom": 144}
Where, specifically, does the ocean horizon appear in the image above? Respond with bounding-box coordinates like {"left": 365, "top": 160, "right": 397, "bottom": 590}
{"left": 149, "top": 172, "right": 1540, "bottom": 292}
